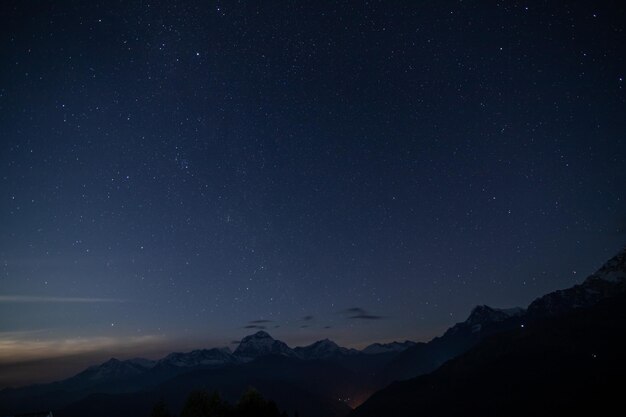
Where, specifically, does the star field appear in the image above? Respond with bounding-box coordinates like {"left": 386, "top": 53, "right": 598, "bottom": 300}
{"left": 1, "top": 0, "right": 625, "bottom": 386}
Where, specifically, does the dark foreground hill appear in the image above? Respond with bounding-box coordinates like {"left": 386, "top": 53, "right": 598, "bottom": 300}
{"left": 2, "top": 247, "right": 624, "bottom": 417}
{"left": 21, "top": 356, "right": 370, "bottom": 417}
{"left": 352, "top": 291, "right": 626, "bottom": 417}
{"left": 0, "top": 333, "right": 405, "bottom": 417}
{"left": 380, "top": 247, "right": 626, "bottom": 384}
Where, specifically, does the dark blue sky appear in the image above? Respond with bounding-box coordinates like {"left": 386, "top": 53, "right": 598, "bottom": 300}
{"left": 1, "top": 0, "right": 625, "bottom": 386}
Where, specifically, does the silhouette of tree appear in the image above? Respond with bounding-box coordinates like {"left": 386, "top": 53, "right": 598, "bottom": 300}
{"left": 181, "top": 390, "right": 228, "bottom": 417}
{"left": 151, "top": 399, "right": 173, "bottom": 417}
{"left": 177, "top": 387, "right": 285, "bottom": 417}
{"left": 234, "top": 387, "right": 282, "bottom": 417}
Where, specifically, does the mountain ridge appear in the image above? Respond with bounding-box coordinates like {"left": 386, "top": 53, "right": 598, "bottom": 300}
{"left": 352, "top": 287, "right": 626, "bottom": 417}
{"left": 3, "top": 246, "right": 624, "bottom": 417}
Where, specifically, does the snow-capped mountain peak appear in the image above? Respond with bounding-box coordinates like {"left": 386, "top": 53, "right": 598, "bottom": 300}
{"left": 126, "top": 357, "right": 157, "bottom": 369}
{"left": 304, "top": 338, "right": 340, "bottom": 351}
{"left": 361, "top": 341, "right": 417, "bottom": 355}
{"left": 294, "top": 338, "right": 358, "bottom": 359}
{"left": 73, "top": 357, "right": 155, "bottom": 383}
{"left": 527, "top": 246, "right": 626, "bottom": 318}
{"left": 233, "top": 331, "right": 296, "bottom": 359}
{"left": 159, "top": 347, "right": 234, "bottom": 367}
{"left": 585, "top": 247, "right": 626, "bottom": 283}
{"left": 465, "top": 305, "right": 525, "bottom": 326}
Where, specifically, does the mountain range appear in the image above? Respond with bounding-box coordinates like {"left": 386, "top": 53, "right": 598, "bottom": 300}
{"left": 0, "top": 330, "right": 417, "bottom": 416}
{"left": 352, "top": 246, "right": 626, "bottom": 417}
{"left": 352, "top": 285, "right": 626, "bottom": 417}
{"left": 1, "top": 246, "right": 624, "bottom": 417}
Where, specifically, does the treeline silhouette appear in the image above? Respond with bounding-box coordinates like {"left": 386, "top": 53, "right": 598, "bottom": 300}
{"left": 151, "top": 388, "right": 299, "bottom": 417}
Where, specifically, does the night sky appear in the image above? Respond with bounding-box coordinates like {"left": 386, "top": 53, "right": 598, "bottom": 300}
{"left": 1, "top": 1, "right": 625, "bottom": 387}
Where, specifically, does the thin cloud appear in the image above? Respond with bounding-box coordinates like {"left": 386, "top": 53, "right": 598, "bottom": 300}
{"left": 248, "top": 319, "right": 273, "bottom": 324}
{"left": 339, "top": 307, "right": 385, "bottom": 320}
{"left": 0, "top": 329, "right": 51, "bottom": 338}
{"left": 349, "top": 314, "right": 384, "bottom": 320}
{"left": 302, "top": 315, "right": 314, "bottom": 321}
{"left": 0, "top": 334, "right": 164, "bottom": 364}
{"left": 0, "top": 295, "right": 126, "bottom": 303}
{"left": 340, "top": 307, "right": 367, "bottom": 315}
{"left": 243, "top": 324, "right": 266, "bottom": 330}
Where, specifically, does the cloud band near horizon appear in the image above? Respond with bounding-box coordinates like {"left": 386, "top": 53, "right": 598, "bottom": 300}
{"left": 0, "top": 295, "right": 126, "bottom": 303}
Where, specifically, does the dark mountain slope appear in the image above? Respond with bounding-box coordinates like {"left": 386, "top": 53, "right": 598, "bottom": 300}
{"left": 57, "top": 355, "right": 368, "bottom": 417}
{"left": 527, "top": 247, "right": 626, "bottom": 317}
{"left": 60, "top": 379, "right": 345, "bottom": 417}
{"left": 380, "top": 247, "right": 626, "bottom": 384}
{"left": 0, "top": 332, "right": 387, "bottom": 416}
{"left": 380, "top": 305, "right": 524, "bottom": 383}
{"left": 352, "top": 292, "right": 626, "bottom": 417}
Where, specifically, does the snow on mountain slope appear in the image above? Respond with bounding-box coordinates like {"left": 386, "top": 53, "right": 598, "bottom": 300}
{"left": 159, "top": 347, "right": 234, "bottom": 367}
{"left": 465, "top": 305, "right": 525, "bottom": 326}
{"left": 527, "top": 247, "right": 626, "bottom": 318}
{"left": 361, "top": 341, "right": 417, "bottom": 355}
{"left": 585, "top": 247, "right": 626, "bottom": 283}
{"left": 294, "top": 339, "right": 359, "bottom": 359}
{"left": 233, "top": 331, "right": 297, "bottom": 360}
{"left": 72, "top": 358, "right": 155, "bottom": 383}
